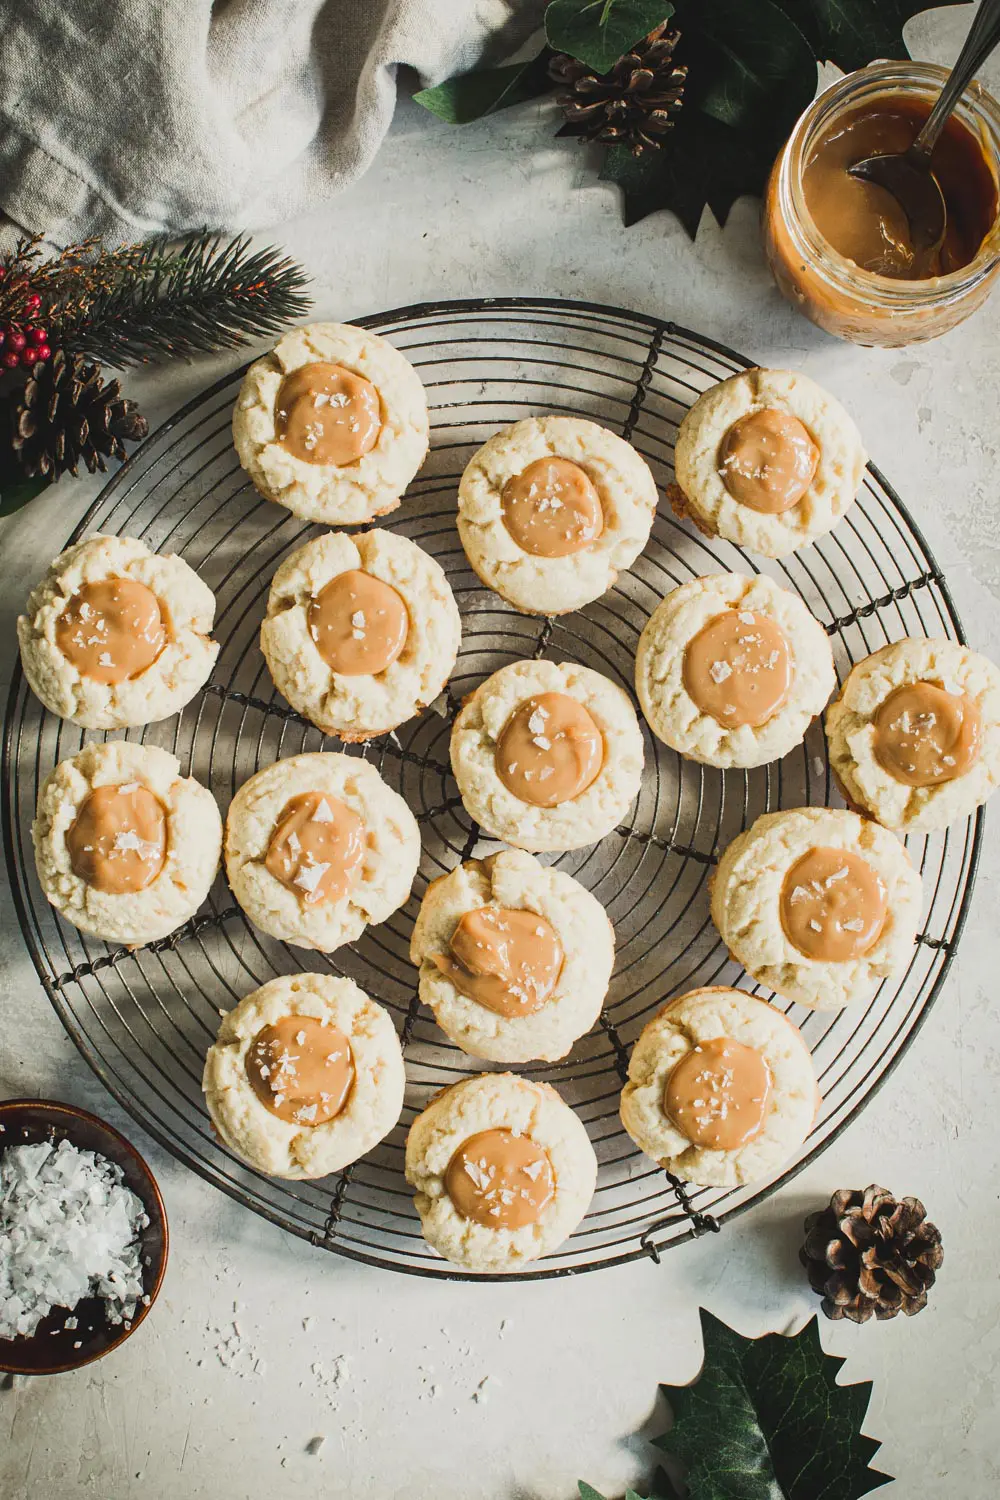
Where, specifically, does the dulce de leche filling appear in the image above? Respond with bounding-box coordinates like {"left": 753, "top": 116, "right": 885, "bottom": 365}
{"left": 501, "top": 458, "right": 604, "bottom": 557}
{"left": 265, "top": 790, "right": 364, "bottom": 906}
{"left": 432, "top": 907, "right": 563, "bottom": 1018}
{"left": 802, "top": 98, "right": 998, "bottom": 280}
{"left": 873, "top": 680, "right": 980, "bottom": 788}
{"left": 308, "top": 569, "right": 408, "bottom": 676}
{"left": 66, "top": 783, "right": 167, "bottom": 894}
{"left": 275, "top": 362, "right": 382, "bottom": 467}
{"left": 780, "top": 846, "right": 887, "bottom": 962}
{"left": 495, "top": 692, "right": 603, "bottom": 808}
{"left": 664, "top": 1037, "right": 772, "bottom": 1151}
{"left": 245, "top": 1014, "right": 354, "bottom": 1126}
{"left": 717, "top": 409, "right": 819, "bottom": 513}
{"left": 55, "top": 578, "right": 167, "bottom": 684}
{"left": 444, "top": 1128, "right": 555, "bottom": 1228}
{"left": 683, "top": 609, "right": 792, "bottom": 729}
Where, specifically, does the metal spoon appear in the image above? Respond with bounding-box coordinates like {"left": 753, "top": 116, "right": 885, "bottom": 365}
{"left": 848, "top": 0, "right": 1000, "bottom": 255}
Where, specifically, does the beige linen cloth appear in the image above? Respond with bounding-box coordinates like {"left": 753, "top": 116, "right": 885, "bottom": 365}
{"left": 0, "top": 0, "right": 536, "bottom": 242}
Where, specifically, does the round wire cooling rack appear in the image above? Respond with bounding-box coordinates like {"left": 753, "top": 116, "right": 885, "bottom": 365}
{"left": 2, "top": 297, "right": 982, "bottom": 1281}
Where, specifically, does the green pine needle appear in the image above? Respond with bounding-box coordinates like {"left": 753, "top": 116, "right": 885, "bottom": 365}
{"left": 47, "top": 232, "right": 312, "bottom": 367}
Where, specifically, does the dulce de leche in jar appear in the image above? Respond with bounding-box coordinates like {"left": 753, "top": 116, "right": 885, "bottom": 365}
{"left": 765, "top": 62, "right": 1000, "bottom": 345}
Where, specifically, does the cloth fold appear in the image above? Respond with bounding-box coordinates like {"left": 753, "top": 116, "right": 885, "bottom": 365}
{"left": 0, "top": 0, "right": 537, "bottom": 243}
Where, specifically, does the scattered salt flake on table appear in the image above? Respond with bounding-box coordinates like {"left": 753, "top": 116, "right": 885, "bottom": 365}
{"left": 311, "top": 1354, "right": 350, "bottom": 1407}
{"left": 211, "top": 1316, "right": 263, "bottom": 1378}
{"left": 0, "top": 1137, "right": 149, "bottom": 1340}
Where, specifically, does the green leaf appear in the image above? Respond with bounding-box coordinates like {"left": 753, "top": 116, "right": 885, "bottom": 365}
{"left": 0, "top": 471, "right": 50, "bottom": 517}
{"left": 599, "top": 0, "right": 816, "bottom": 235}
{"left": 770, "top": 0, "right": 967, "bottom": 74}
{"left": 655, "top": 1310, "right": 892, "bottom": 1500}
{"left": 545, "top": 0, "right": 674, "bottom": 73}
{"left": 413, "top": 48, "right": 553, "bottom": 125}
{"left": 681, "top": 0, "right": 815, "bottom": 134}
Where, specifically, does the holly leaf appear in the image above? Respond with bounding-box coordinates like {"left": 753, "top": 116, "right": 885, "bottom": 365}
{"left": 413, "top": 47, "right": 553, "bottom": 125}
{"left": 579, "top": 1472, "right": 682, "bottom": 1500}
{"left": 0, "top": 472, "right": 49, "bottom": 517}
{"left": 655, "top": 1310, "right": 892, "bottom": 1499}
{"left": 600, "top": 111, "right": 777, "bottom": 237}
{"left": 546, "top": 0, "right": 675, "bottom": 74}
{"left": 771, "top": 0, "right": 968, "bottom": 74}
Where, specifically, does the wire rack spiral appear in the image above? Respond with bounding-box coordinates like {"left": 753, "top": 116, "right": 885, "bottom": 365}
{"left": 2, "top": 297, "right": 981, "bottom": 1280}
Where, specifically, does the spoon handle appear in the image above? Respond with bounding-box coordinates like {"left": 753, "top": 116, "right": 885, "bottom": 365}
{"left": 911, "top": 0, "right": 1000, "bottom": 162}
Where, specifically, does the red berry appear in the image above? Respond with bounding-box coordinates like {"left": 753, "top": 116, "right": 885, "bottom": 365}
{"left": 8, "top": 331, "right": 26, "bottom": 351}
{"left": 25, "top": 293, "right": 41, "bottom": 311}
{"left": 35, "top": 344, "right": 51, "bottom": 362}
{"left": 20, "top": 346, "right": 38, "bottom": 365}
{"left": 29, "top": 326, "right": 47, "bottom": 345}
{"left": 2, "top": 350, "right": 19, "bottom": 369}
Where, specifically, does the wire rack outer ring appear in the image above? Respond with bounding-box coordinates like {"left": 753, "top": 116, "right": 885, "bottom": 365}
{"left": 2, "top": 296, "right": 982, "bottom": 1281}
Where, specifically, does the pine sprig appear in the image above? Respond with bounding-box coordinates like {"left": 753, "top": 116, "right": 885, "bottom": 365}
{"left": 47, "top": 232, "right": 312, "bottom": 367}
{"left": 0, "top": 235, "right": 153, "bottom": 329}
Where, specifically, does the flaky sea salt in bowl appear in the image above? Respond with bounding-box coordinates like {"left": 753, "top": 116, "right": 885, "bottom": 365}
{"left": 0, "top": 1099, "right": 168, "bottom": 1375}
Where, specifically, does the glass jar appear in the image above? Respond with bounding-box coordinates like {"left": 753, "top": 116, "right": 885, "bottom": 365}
{"left": 764, "top": 61, "right": 1000, "bottom": 346}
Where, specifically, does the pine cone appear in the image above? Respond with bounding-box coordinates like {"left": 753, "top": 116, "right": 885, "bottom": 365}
{"left": 549, "top": 23, "right": 687, "bottom": 157}
{"left": 800, "top": 1185, "right": 943, "bottom": 1323}
{"left": 11, "top": 350, "right": 148, "bottom": 479}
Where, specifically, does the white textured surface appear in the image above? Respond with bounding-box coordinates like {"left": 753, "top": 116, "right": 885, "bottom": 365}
{"left": 2, "top": 9, "right": 999, "bottom": 1493}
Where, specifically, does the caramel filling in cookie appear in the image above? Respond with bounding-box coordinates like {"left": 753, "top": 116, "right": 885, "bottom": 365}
{"left": 432, "top": 907, "right": 564, "bottom": 1017}
{"left": 664, "top": 1037, "right": 772, "bottom": 1150}
{"left": 717, "top": 409, "right": 819, "bottom": 513}
{"left": 245, "top": 1014, "right": 354, "bottom": 1125}
{"left": 265, "top": 791, "right": 365, "bottom": 906}
{"left": 66, "top": 783, "right": 167, "bottom": 894}
{"left": 872, "top": 680, "right": 981, "bottom": 788}
{"left": 780, "top": 846, "right": 887, "bottom": 961}
{"left": 445, "top": 1128, "right": 555, "bottom": 1228}
{"left": 308, "top": 569, "right": 409, "bottom": 676}
{"left": 55, "top": 578, "right": 167, "bottom": 684}
{"left": 501, "top": 457, "right": 604, "bottom": 557}
{"left": 683, "top": 609, "right": 792, "bottom": 728}
{"left": 275, "top": 362, "right": 382, "bottom": 467}
{"left": 495, "top": 692, "right": 603, "bottom": 807}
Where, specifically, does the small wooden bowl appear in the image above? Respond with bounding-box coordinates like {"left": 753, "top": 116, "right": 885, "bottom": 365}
{"left": 0, "top": 1098, "right": 169, "bottom": 1376}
